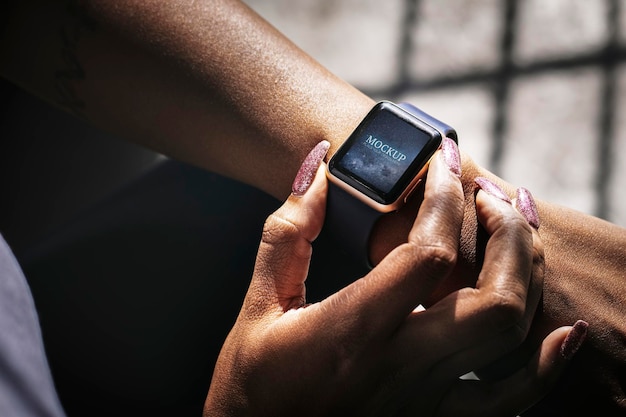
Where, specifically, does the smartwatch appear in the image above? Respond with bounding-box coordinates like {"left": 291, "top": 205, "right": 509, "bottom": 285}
{"left": 324, "top": 100, "right": 457, "bottom": 269}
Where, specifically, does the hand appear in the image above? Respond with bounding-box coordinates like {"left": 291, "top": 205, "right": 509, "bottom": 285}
{"left": 203, "top": 140, "right": 583, "bottom": 417}
{"left": 462, "top": 153, "right": 626, "bottom": 416}
{"left": 371, "top": 150, "right": 621, "bottom": 415}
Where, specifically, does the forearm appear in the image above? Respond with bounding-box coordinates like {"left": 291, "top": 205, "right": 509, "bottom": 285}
{"left": 466, "top": 159, "right": 626, "bottom": 325}
{"left": 535, "top": 195, "right": 626, "bottom": 335}
{"left": 5, "top": 0, "right": 624, "bottom": 318}
{"left": 459, "top": 156, "right": 626, "bottom": 414}
{"left": 4, "top": 0, "right": 626, "bottom": 412}
{"left": 1, "top": 0, "right": 372, "bottom": 200}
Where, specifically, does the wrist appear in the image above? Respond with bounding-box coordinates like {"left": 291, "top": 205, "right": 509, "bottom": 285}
{"left": 325, "top": 101, "right": 457, "bottom": 268}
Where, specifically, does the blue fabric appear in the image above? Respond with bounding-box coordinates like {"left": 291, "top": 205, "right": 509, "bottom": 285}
{"left": 0, "top": 235, "right": 66, "bottom": 417}
{"left": 3, "top": 160, "right": 362, "bottom": 417}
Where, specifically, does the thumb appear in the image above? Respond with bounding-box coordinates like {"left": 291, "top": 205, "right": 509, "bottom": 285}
{"left": 244, "top": 141, "right": 330, "bottom": 317}
{"left": 438, "top": 320, "right": 588, "bottom": 417}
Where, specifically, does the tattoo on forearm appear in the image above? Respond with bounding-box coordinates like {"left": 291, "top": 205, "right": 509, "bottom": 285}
{"left": 54, "top": 1, "right": 95, "bottom": 117}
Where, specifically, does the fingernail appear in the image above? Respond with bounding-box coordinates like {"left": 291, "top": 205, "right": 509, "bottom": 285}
{"left": 292, "top": 140, "right": 330, "bottom": 196}
{"left": 561, "top": 320, "right": 589, "bottom": 360}
{"left": 474, "top": 177, "right": 511, "bottom": 203}
{"left": 441, "top": 137, "right": 461, "bottom": 177}
{"left": 515, "top": 187, "right": 540, "bottom": 229}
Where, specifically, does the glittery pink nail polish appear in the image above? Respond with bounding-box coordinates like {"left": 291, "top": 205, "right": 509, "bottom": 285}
{"left": 291, "top": 140, "right": 330, "bottom": 196}
{"left": 441, "top": 137, "right": 461, "bottom": 177}
{"left": 561, "top": 320, "right": 589, "bottom": 360}
{"left": 474, "top": 177, "right": 512, "bottom": 203}
{"left": 515, "top": 187, "right": 540, "bottom": 229}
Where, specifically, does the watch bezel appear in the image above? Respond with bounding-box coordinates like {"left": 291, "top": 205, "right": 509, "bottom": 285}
{"left": 327, "top": 101, "right": 443, "bottom": 213}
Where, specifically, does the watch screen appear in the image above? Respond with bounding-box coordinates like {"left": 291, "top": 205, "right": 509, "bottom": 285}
{"left": 329, "top": 102, "right": 441, "bottom": 205}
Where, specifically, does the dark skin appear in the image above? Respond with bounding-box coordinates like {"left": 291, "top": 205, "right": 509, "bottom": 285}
{"left": 203, "top": 144, "right": 578, "bottom": 416}
{"left": 2, "top": 0, "right": 625, "bottom": 414}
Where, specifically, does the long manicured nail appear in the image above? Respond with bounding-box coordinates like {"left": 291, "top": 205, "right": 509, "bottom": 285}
{"left": 561, "top": 320, "right": 589, "bottom": 360}
{"left": 515, "top": 187, "right": 540, "bottom": 229}
{"left": 474, "top": 177, "right": 511, "bottom": 203}
{"left": 441, "top": 137, "right": 461, "bottom": 177}
{"left": 292, "top": 140, "right": 330, "bottom": 196}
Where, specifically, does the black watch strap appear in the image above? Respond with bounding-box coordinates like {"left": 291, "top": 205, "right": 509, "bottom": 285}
{"left": 325, "top": 180, "right": 384, "bottom": 269}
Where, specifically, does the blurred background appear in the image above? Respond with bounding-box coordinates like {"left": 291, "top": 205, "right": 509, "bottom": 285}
{"left": 1, "top": 1, "right": 625, "bottom": 416}
{"left": 244, "top": 0, "right": 626, "bottom": 228}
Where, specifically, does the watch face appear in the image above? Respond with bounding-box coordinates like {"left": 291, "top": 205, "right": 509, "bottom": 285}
{"left": 329, "top": 101, "right": 441, "bottom": 206}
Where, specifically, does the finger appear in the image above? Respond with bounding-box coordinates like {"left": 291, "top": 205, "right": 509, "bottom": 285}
{"left": 466, "top": 181, "right": 545, "bottom": 381}
{"left": 473, "top": 181, "right": 544, "bottom": 338}
{"left": 457, "top": 188, "right": 542, "bottom": 348}
{"left": 436, "top": 321, "right": 588, "bottom": 417}
{"left": 446, "top": 190, "right": 545, "bottom": 375}
{"left": 466, "top": 225, "right": 545, "bottom": 380}
{"left": 390, "top": 189, "right": 543, "bottom": 369}
{"left": 511, "top": 187, "right": 544, "bottom": 348}
{"left": 513, "top": 187, "right": 540, "bottom": 230}
{"left": 473, "top": 188, "right": 536, "bottom": 315}
{"left": 243, "top": 142, "right": 329, "bottom": 317}
{"left": 319, "top": 138, "right": 465, "bottom": 338}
